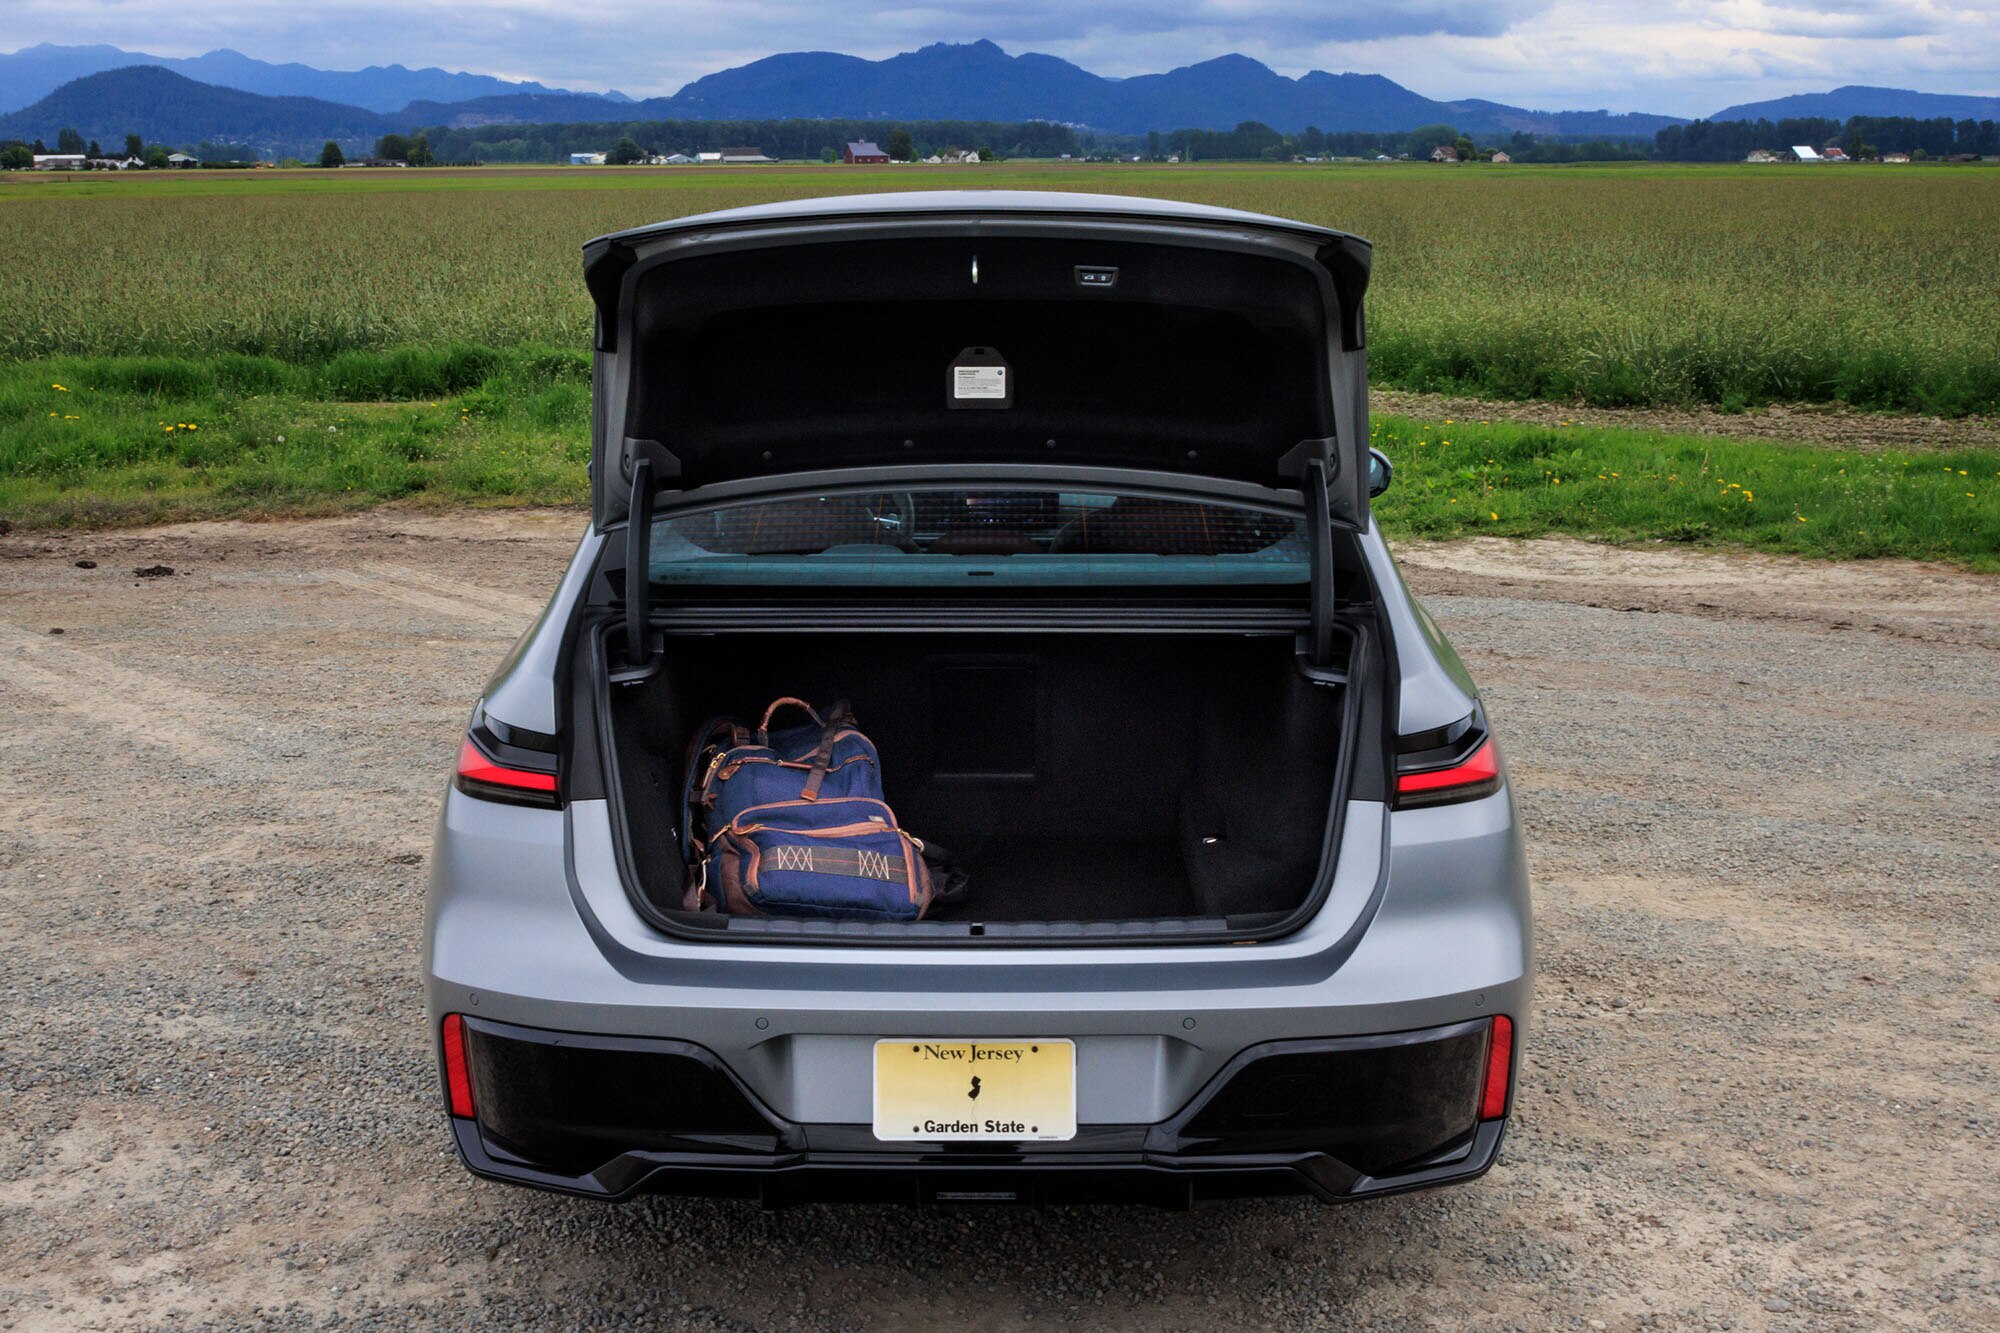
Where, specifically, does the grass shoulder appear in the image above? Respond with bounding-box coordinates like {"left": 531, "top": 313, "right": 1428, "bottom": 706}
{"left": 1, "top": 349, "right": 1994, "bottom": 570}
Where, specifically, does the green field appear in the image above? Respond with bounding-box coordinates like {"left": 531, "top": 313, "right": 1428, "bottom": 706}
{"left": 3, "top": 160, "right": 1997, "bottom": 413}
{"left": 1, "top": 161, "right": 1996, "bottom": 563}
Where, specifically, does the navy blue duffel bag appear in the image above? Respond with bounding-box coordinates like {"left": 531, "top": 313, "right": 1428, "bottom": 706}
{"left": 682, "top": 697, "right": 938, "bottom": 920}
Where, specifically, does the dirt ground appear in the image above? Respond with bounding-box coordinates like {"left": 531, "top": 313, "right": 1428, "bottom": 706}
{"left": 2, "top": 509, "right": 1995, "bottom": 1331}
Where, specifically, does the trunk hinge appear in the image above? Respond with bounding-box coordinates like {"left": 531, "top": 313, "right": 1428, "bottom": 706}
{"left": 609, "top": 456, "right": 665, "bottom": 685}
{"left": 1298, "top": 453, "right": 1345, "bottom": 680}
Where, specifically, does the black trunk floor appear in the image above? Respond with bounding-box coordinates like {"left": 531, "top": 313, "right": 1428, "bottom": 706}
{"left": 938, "top": 837, "right": 1194, "bottom": 922}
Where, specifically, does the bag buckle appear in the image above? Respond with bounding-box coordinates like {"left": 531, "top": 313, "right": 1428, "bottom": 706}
{"left": 681, "top": 857, "right": 712, "bottom": 913}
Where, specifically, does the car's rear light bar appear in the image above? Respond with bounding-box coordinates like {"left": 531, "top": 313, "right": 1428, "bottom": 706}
{"left": 1481, "top": 1015, "right": 1513, "bottom": 1120}
{"left": 441, "top": 1013, "right": 476, "bottom": 1118}
{"left": 1394, "top": 706, "right": 1503, "bottom": 808}
{"left": 452, "top": 705, "right": 560, "bottom": 808}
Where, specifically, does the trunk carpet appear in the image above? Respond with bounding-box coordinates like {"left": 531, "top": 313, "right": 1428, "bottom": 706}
{"left": 935, "top": 837, "right": 1194, "bottom": 922}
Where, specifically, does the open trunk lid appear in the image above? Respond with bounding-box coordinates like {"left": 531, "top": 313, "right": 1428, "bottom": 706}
{"left": 583, "top": 191, "right": 1373, "bottom": 528}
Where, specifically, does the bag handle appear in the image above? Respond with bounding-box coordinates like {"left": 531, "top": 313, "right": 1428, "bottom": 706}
{"left": 757, "top": 697, "right": 822, "bottom": 744}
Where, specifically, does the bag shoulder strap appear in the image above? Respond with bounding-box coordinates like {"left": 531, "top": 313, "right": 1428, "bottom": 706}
{"left": 801, "top": 699, "right": 856, "bottom": 801}
{"left": 681, "top": 716, "right": 743, "bottom": 863}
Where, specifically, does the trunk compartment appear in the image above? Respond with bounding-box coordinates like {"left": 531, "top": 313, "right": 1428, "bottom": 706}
{"left": 601, "top": 628, "right": 1358, "bottom": 937}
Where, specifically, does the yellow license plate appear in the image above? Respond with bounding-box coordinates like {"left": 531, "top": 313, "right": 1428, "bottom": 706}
{"left": 873, "top": 1039, "right": 1076, "bottom": 1142}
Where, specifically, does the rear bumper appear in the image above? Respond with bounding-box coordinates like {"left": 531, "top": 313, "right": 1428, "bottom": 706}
{"left": 441, "top": 1015, "right": 1510, "bottom": 1207}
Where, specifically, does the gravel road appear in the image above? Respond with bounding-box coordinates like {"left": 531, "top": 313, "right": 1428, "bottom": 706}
{"left": 2, "top": 511, "right": 1995, "bottom": 1331}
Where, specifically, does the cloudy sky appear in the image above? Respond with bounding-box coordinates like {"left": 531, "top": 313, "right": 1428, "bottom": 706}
{"left": 10, "top": 0, "right": 1998, "bottom": 114}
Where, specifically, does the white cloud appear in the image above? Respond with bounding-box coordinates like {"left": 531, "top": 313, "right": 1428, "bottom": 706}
{"left": 3, "top": 0, "right": 1995, "bottom": 113}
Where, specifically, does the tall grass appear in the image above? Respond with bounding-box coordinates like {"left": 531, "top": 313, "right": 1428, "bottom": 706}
{"left": 2, "top": 162, "right": 1996, "bottom": 414}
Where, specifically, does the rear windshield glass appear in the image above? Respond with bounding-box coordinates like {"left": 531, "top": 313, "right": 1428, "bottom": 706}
{"left": 647, "top": 490, "right": 1306, "bottom": 587}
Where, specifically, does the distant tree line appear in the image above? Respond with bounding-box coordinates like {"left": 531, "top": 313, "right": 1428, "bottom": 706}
{"left": 1163, "top": 115, "right": 1999, "bottom": 163}
{"left": 415, "top": 116, "right": 1082, "bottom": 163}
{"left": 1153, "top": 121, "right": 1645, "bottom": 163}
{"left": 6, "top": 109, "right": 1995, "bottom": 171}
{"left": 1655, "top": 115, "right": 2000, "bottom": 161}
{"left": 0, "top": 126, "right": 266, "bottom": 168}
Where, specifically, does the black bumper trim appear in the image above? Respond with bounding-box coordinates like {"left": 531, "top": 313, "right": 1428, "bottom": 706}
{"left": 449, "top": 1117, "right": 1505, "bottom": 1208}
{"left": 441, "top": 1017, "right": 1510, "bottom": 1207}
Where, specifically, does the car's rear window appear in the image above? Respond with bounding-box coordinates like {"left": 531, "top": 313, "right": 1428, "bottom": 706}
{"left": 648, "top": 490, "right": 1306, "bottom": 587}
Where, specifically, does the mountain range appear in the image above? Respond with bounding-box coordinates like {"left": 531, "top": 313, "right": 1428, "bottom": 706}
{"left": 661, "top": 44, "right": 1681, "bottom": 139}
{"left": 0, "top": 66, "right": 407, "bottom": 154}
{"left": 1711, "top": 84, "right": 2000, "bottom": 124}
{"left": 0, "top": 42, "right": 626, "bottom": 112}
{"left": 3, "top": 40, "right": 1993, "bottom": 159}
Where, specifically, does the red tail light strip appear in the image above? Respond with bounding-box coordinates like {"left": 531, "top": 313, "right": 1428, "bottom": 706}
{"left": 1480, "top": 1015, "right": 1513, "bottom": 1120}
{"left": 442, "top": 1013, "right": 476, "bottom": 1118}
{"left": 455, "top": 739, "right": 557, "bottom": 794}
{"left": 1396, "top": 739, "right": 1499, "bottom": 796}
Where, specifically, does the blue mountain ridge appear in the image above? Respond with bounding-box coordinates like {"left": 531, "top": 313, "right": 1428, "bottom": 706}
{"left": 1709, "top": 84, "right": 2000, "bottom": 124}
{"left": 5, "top": 40, "right": 1991, "bottom": 152}
{"left": 0, "top": 42, "right": 612, "bottom": 113}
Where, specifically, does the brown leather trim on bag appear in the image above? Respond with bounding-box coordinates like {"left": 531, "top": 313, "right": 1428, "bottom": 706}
{"left": 720, "top": 794, "right": 899, "bottom": 832}
{"left": 714, "top": 750, "right": 875, "bottom": 785}
{"left": 712, "top": 832, "right": 764, "bottom": 916}
{"left": 901, "top": 832, "right": 934, "bottom": 918}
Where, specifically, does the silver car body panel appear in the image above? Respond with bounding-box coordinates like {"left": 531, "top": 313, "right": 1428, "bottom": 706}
{"left": 479, "top": 526, "right": 605, "bottom": 738}
{"left": 433, "top": 512, "right": 1530, "bottom": 1129}
{"left": 426, "top": 786, "right": 1529, "bottom": 1128}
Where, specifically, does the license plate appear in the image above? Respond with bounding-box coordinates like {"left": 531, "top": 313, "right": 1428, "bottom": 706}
{"left": 873, "top": 1039, "right": 1076, "bottom": 1141}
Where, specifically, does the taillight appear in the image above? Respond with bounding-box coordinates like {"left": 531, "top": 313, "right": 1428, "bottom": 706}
{"left": 453, "top": 706, "right": 559, "bottom": 808}
{"left": 1397, "top": 739, "right": 1500, "bottom": 801}
{"left": 1395, "top": 706, "right": 1503, "bottom": 808}
{"left": 442, "top": 1014, "right": 476, "bottom": 1118}
{"left": 1480, "top": 1015, "right": 1513, "bottom": 1120}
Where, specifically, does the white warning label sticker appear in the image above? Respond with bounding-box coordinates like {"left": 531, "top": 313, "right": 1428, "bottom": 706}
{"left": 953, "top": 365, "right": 1008, "bottom": 399}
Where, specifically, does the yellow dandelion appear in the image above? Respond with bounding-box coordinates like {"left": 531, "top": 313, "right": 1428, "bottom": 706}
{"left": 1796, "top": 515, "right": 1808, "bottom": 523}
{"left": 1490, "top": 511, "right": 1499, "bottom": 520}
{"left": 51, "top": 383, "right": 67, "bottom": 391}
